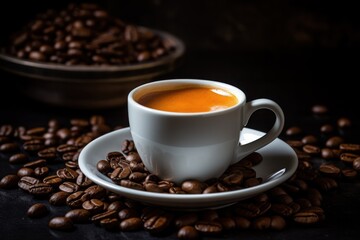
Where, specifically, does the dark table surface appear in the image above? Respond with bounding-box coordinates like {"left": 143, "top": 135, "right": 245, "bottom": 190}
{"left": 1, "top": 1, "right": 360, "bottom": 239}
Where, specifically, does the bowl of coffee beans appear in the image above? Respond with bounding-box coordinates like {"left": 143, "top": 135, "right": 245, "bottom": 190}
{"left": 0, "top": 3, "right": 185, "bottom": 108}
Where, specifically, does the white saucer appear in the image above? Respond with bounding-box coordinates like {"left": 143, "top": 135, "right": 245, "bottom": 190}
{"left": 78, "top": 127, "right": 298, "bottom": 210}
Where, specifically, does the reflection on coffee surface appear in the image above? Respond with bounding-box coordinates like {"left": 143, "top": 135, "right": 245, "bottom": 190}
{"left": 137, "top": 87, "right": 238, "bottom": 113}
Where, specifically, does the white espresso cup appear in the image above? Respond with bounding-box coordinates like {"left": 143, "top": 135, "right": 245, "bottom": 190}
{"left": 127, "top": 79, "right": 285, "bottom": 184}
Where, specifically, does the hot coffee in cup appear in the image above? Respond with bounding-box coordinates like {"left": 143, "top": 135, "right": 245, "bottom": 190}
{"left": 137, "top": 86, "right": 238, "bottom": 113}
{"left": 128, "top": 79, "right": 285, "bottom": 184}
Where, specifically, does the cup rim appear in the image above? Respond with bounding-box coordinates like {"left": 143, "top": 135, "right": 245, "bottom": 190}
{"left": 128, "top": 79, "right": 246, "bottom": 116}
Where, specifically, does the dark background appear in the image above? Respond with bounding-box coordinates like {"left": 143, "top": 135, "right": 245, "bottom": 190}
{"left": 1, "top": 0, "right": 359, "bottom": 239}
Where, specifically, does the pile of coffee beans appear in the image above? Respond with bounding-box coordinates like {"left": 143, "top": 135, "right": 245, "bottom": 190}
{"left": 0, "top": 105, "right": 359, "bottom": 239}
{"left": 97, "top": 148, "right": 263, "bottom": 194}
{"left": 2, "top": 3, "right": 176, "bottom": 66}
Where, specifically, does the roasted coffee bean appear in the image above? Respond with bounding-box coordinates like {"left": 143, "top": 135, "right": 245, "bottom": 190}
{"left": 339, "top": 143, "right": 360, "bottom": 152}
{"left": 174, "top": 213, "right": 198, "bottom": 228}
{"left": 43, "top": 175, "right": 63, "bottom": 186}
{"left": 27, "top": 203, "right": 49, "bottom": 218}
{"left": 74, "top": 134, "right": 93, "bottom": 148}
{"left": 337, "top": 117, "right": 351, "bottom": 128}
{"left": 82, "top": 199, "right": 104, "bottom": 214}
{"left": 216, "top": 182, "right": 232, "bottom": 192}
{"left": 56, "top": 128, "right": 71, "bottom": 140}
{"left": 235, "top": 202, "right": 261, "bottom": 218}
{"left": 23, "top": 139, "right": 45, "bottom": 152}
{"left": 126, "top": 151, "right": 142, "bottom": 162}
{"left": 65, "top": 209, "right": 91, "bottom": 223}
{"left": 59, "top": 181, "right": 80, "bottom": 193}
{"left": 234, "top": 216, "right": 251, "bottom": 229}
{"left": 353, "top": 157, "right": 360, "bottom": 171}
{"left": 201, "top": 183, "right": 218, "bottom": 194}
{"left": 34, "top": 166, "right": 49, "bottom": 178}
{"left": 289, "top": 201, "right": 301, "bottom": 214}
{"left": 129, "top": 161, "right": 145, "bottom": 172}
{"left": 56, "top": 144, "right": 78, "bottom": 153}
{"left": 340, "top": 153, "right": 359, "bottom": 165}
{"left": 118, "top": 208, "right": 139, "bottom": 220}
{"left": 107, "top": 201, "right": 126, "bottom": 212}
{"left": 18, "top": 176, "right": 40, "bottom": 191}
{"left": 181, "top": 180, "right": 206, "bottom": 194}
{"left": 270, "top": 215, "right": 286, "bottom": 230}
{"left": 91, "top": 124, "right": 111, "bottom": 137}
{"left": 120, "top": 180, "right": 144, "bottom": 191}
{"left": 194, "top": 221, "right": 223, "bottom": 235}
{"left": 121, "top": 140, "right": 136, "bottom": 154}
{"left": 0, "top": 142, "right": 19, "bottom": 152}
{"left": 97, "top": 159, "right": 111, "bottom": 174}
{"left": 9, "top": 153, "right": 28, "bottom": 164}
{"left": 321, "top": 148, "right": 338, "bottom": 159}
{"left": 84, "top": 185, "right": 107, "bottom": 199}
{"left": 320, "top": 124, "right": 334, "bottom": 133}
{"left": 120, "top": 217, "right": 143, "bottom": 231}
{"left": 26, "top": 127, "right": 46, "bottom": 136}
{"left": 244, "top": 177, "right": 262, "bottom": 188}
{"left": 325, "top": 136, "right": 344, "bottom": 148}
{"left": 23, "top": 159, "right": 47, "bottom": 169}
{"left": 48, "top": 216, "right": 74, "bottom": 231}
{"left": 143, "top": 211, "right": 173, "bottom": 233}
{"left": 100, "top": 218, "right": 120, "bottom": 231}
{"left": 28, "top": 183, "right": 53, "bottom": 196}
{"left": 217, "top": 217, "right": 236, "bottom": 230}
{"left": 341, "top": 168, "right": 358, "bottom": 179}
{"left": 66, "top": 191, "right": 90, "bottom": 208}
{"left": 169, "top": 186, "right": 187, "bottom": 194}
{"left": 90, "top": 115, "right": 106, "bottom": 126}
{"left": 251, "top": 216, "right": 271, "bottom": 230}
{"left": 110, "top": 166, "right": 131, "bottom": 182}
{"left": 302, "top": 144, "right": 321, "bottom": 155}
{"left": 293, "top": 212, "right": 320, "bottom": 224}
{"left": 17, "top": 167, "right": 35, "bottom": 177}
{"left": 65, "top": 160, "right": 79, "bottom": 169}
{"left": 61, "top": 151, "right": 77, "bottom": 161}
{"left": 56, "top": 167, "right": 79, "bottom": 180}
{"left": 129, "top": 171, "right": 147, "bottom": 182}
{"left": 0, "top": 174, "right": 20, "bottom": 189}
{"left": 306, "top": 188, "right": 323, "bottom": 206}
{"left": 319, "top": 164, "right": 341, "bottom": 177}
{"left": 221, "top": 173, "right": 243, "bottom": 185}
{"left": 286, "top": 140, "right": 303, "bottom": 148}
{"left": 256, "top": 201, "right": 272, "bottom": 216}
{"left": 144, "top": 182, "right": 166, "bottom": 193}
{"left": 91, "top": 210, "right": 117, "bottom": 223}
{"left": 76, "top": 172, "right": 92, "bottom": 187}
{"left": 313, "top": 177, "right": 338, "bottom": 191}
{"left": 295, "top": 151, "right": 311, "bottom": 161}
{"left": 177, "top": 226, "right": 200, "bottom": 239}
{"left": 311, "top": 104, "right": 328, "bottom": 114}
{"left": 270, "top": 203, "right": 293, "bottom": 217}
{"left": 0, "top": 124, "right": 14, "bottom": 136}
{"left": 49, "top": 191, "right": 71, "bottom": 206}
{"left": 285, "top": 126, "right": 302, "bottom": 136}
{"left": 268, "top": 186, "right": 287, "bottom": 197}
{"left": 302, "top": 135, "right": 318, "bottom": 145}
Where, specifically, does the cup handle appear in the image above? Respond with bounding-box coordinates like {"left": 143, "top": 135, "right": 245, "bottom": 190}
{"left": 232, "top": 98, "right": 285, "bottom": 164}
